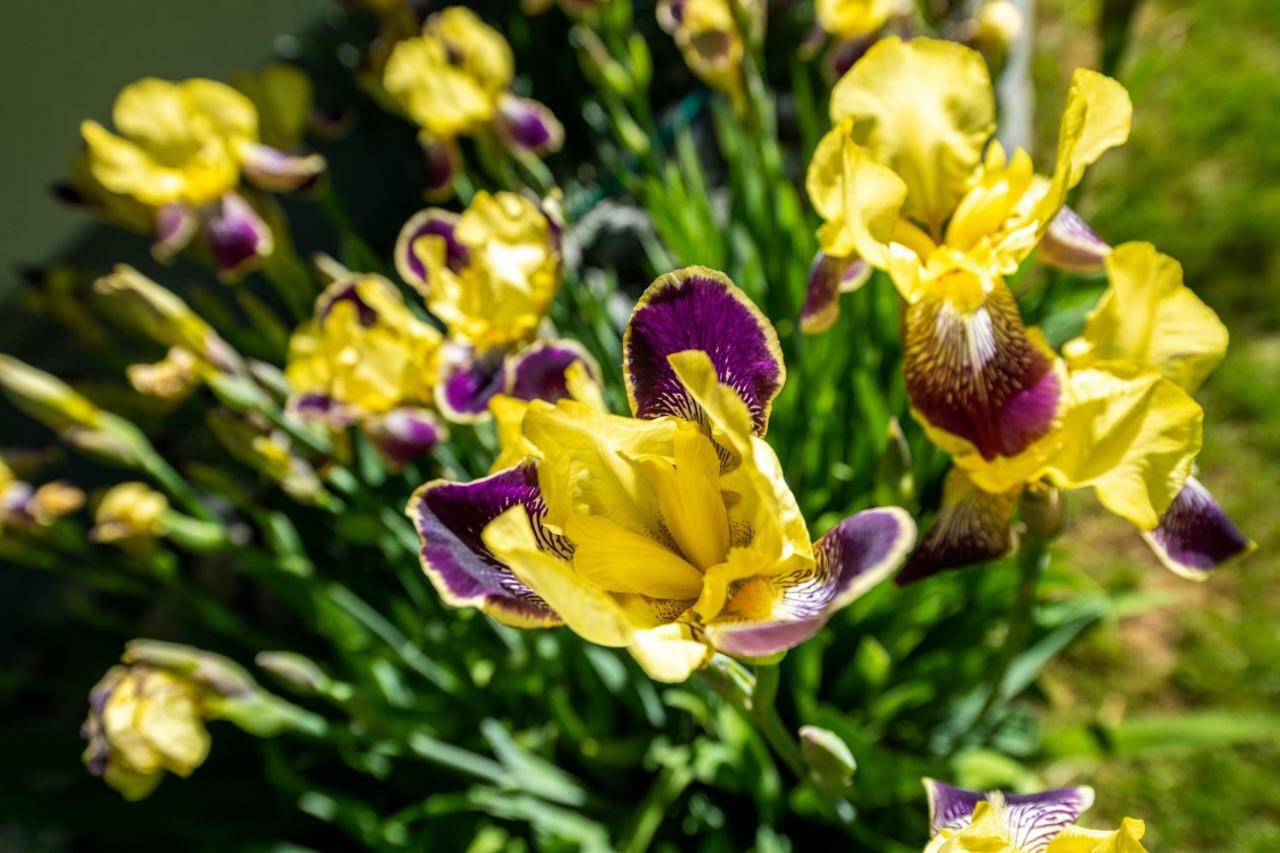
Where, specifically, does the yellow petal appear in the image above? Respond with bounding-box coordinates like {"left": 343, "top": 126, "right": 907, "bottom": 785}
{"left": 112, "top": 78, "right": 197, "bottom": 154}
{"left": 1046, "top": 818, "right": 1148, "bottom": 853}
{"left": 667, "top": 350, "right": 814, "bottom": 576}
{"left": 816, "top": 0, "right": 895, "bottom": 39}
{"left": 482, "top": 505, "right": 634, "bottom": 647}
{"left": 636, "top": 426, "right": 729, "bottom": 571}
{"left": 522, "top": 399, "right": 677, "bottom": 534}
{"left": 830, "top": 37, "right": 995, "bottom": 232}
{"left": 81, "top": 120, "right": 186, "bottom": 206}
{"left": 628, "top": 622, "right": 711, "bottom": 683}
{"left": 1036, "top": 69, "right": 1131, "bottom": 232}
{"left": 1064, "top": 242, "right": 1227, "bottom": 392}
{"left": 565, "top": 513, "right": 705, "bottom": 599}
{"left": 179, "top": 78, "right": 259, "bottom": 144}
{"left": 807, "top": 120, "right": 908, "bottom": 266}
{"left": 1045, "top": 368, "right": 1203, "bottom": 530}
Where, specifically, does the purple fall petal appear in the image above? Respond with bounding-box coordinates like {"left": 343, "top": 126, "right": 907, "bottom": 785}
{"left": 1143, "top": 475, "right": 1253, "bottom": 579}
{"left": 437, "top": 345, "right": 509, "bottom": 423}
{"left": 506, "top": 340, "right": 599, "bottom": 403}
{"left": 801, "top": 251, "right": 869, "bottom": 334}
{"left": 407, "top": 462, "right": 564, "bottom": 626}
{"left": 394, "top": 208, "right": 467, "bottom": 292}
{"left": 370, "top": 407, "right": 446, "bottom": 465}
{"left": 624, "top": 267, "right": 785, "bottom": 435}
{"left": 496, "top": 95, "right": 564, "bottom": 155}
{"left": 152, "top": 203, "right": 198, "bottom": 262}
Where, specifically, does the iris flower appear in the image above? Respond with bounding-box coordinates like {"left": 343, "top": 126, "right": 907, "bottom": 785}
{"left": 901, "top": 242, "right": 1252, "bottom": 582}
{"left": 383, "top": 7, "right": 563, "bottom": 198}
{"left": 78, "top": 77, "right": 324, "bottom": 278}
{"left": 408, "top": 267, "right": 915, "bottom": 682}
{"left": 657, "top": 0, "right": 762, "bottom": 106}
{"left": 923, "top": 779, "right": 1148, "bottom": 852}
{"left": 81, "top": 663, "right": 211, "bottom": 801}
{"left": 395, "top": 191, "right": 598, "bottom": 422}
{"left": 805, "top": 35, "right": 1121, "bottom": 335}
{"left": 285, "top": 274, "right": 446, "bottom": 465}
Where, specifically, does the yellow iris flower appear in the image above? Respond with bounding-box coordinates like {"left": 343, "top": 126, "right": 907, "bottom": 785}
{"left": 81, "top": 665, "right": 211, "bottom": 801}
{"left": 807, "top": 36, "right": 1131, "bottom": 303}
{"left": 926, "top": 798, "right": 1148, "bottom": 853}
{"left": 81, "top": 78, "right": 260, "bottom": 207}
{"left": 285, "top": 275, "right": 442, "bottom": 418}
{"left": 409, "top": 267, "right": 915, "bottom": 682}
{"left": 414, "top": 191, "right": 560, "bottom": 350}
{"left": 383, "top": 7, "right": 514, "bottom": 140}
{"left": 904, "top": 243, "right": 1239, "bottom": 581}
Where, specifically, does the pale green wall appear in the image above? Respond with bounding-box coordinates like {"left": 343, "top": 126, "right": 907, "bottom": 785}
{"left": 0, "top": 0, "right": 329, "bottom": 288}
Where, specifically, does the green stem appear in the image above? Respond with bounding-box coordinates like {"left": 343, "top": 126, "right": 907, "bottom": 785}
{"left": 962, "top": 532, "right": 1050, "bottom": 742}
{"left": 750, "top": 664, "right": 806, "bottom": 779}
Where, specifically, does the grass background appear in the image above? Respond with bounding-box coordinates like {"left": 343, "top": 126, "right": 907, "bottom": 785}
{"left": 1037, "top": 0, "right": 1280, "bottom": 847}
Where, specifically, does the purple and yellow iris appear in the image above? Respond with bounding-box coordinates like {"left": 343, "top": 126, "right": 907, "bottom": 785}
{"left": 407, "top": 267, "right": 915, "bottom": 682}
{"left": 74, "top": 76, "right": 324, "bottom": 279}
{"left": 382, "top": 7, "right": 563, "bottom": 199}
{"left": 803, "top": 37, "right": 1248, "bottom": 582}
{"left": 900, "top": 243, "right": 1253, "bottom": 583}
{"left": 395, "top": 191, "right": 597, "bottom": 423}
{"left": 923, "top": 779, "right": 1148, "bottom": 852}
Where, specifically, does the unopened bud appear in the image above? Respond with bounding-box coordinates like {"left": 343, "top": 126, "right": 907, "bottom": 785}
{"left": 800, "top": 725, "right": 857, "bottom": 791}
{"left": 256, "top": 651, "right": 332, "bottom": 695}
{"left": 1019, "top": 481, "right": 1065, "bottom": 539}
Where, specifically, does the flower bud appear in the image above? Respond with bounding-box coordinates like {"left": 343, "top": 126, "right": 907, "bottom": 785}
{"left": 127, "top": 347, "right": 202, "bottom": 401}
{"left": 94, "top": 265, "right": 242, "bottom": 374}
{"left": 255, "top": 651, "right": 332, "bottom": 695}
{"left": 1019, "top": 481, "right": 1065, "bottom": 539}
{"left": 91, "top": 482, "right": 170, "bottom": 544}
{"left": 800, "top": 725, "right": 857, "bottom": 792}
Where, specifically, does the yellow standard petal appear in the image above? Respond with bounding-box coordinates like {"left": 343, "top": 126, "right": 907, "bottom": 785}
{"left": 1064, "top": 242, "right": 1228, "bottom": 392}
{"left": 635, "top": 425, "right": 730, "bottom": 571}
{"left": 807, "top": 120, "right": 909, "bottom": 266}
{"left": 565, "top": 513, "right": 705, "bottom": 600}
{"left": 1034, "top": 68, "right": 1132, "bottom": 233}
{"left": 829, "top": 37, "right": 995, "bottom": 233}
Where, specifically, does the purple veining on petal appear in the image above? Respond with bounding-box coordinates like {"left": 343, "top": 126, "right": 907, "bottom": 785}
{"left": 506, "top": 340, "right": 597, "bottom": 403}
{"left": 496, "top": 95, "right": 563, "bottom": 155}
{"left": 409, "top": 462, "right": 564, "bottom": 625}
{"left": 1039, "top": 206, "right": 1110, "bottom": 273}
{"left": 438, "top": 347, "right": 509, "bottom": 421}
{"left": 394, "top": 208, "right": 468, "bottom": 291}
{"left": 370, "top": 407, "right": 445, "bottom": 465}
{"left": 624, "top": 268, "right": 784, "bottom": 435}
{"left": 152, "top": 203, "right": 198, "bottom": 262}
{"left": 801, "top": 251, "right": 869, "bottom": 334}
{"left": 897, "top": 469, "right": 1017, "bottom": 585}
{"left": 904, "top": 282, "right": 1060, "bottom": 460}
{"left": 924, "top": 779, "right": 1095, "bottom": 848}
{"left": 1004, "top": 787, "right": 1098, "bottom": 852}
{"left": 925, "top": 779, "right": 987, "bottom": 835}
{"left": 204, "top": 193, "right": 273, "bottom": 278}
{"left": 709, "top": 509, "right": 913, "bottom": 658}
{"left": 1143, "top": 476, "right": 1253, "bottom": 579}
